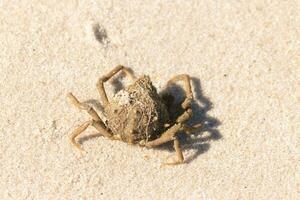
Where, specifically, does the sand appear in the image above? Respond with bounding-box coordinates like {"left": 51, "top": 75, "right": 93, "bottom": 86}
{"left": 0, "top": 1, "right": 299, "bottom": 199}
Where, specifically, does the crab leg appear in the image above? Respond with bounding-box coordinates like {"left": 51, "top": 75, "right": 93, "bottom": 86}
{"left": 167, "top": 74, "right": 193, "bottom": 109}
{"left": 97, "top": 65, "right": 135, "bottom": 106}
{"left": 69, "top": 120, "right": 93, "bottom": 152}
{"left": 162, "top": 138, "right": 184, "bottom": 166}
{"left": 143, "top": 108, "right": 193, "bottom": 165}
{"left": 144, "top": 108, "right": 192, "bottom": 147}
{"left": 67, "top": 93, "right": 113, "bottom": 151}
{"left": 67, "top": 93, "right": 101, "bottom": 121}
{"left": 144, "top": 123, "right": 182, "bottom": 147}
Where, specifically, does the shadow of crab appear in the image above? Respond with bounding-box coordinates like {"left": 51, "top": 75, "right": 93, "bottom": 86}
{"left": 79, "top": 75, "right": 221, "bottom": 164}
{"left": 155, "top": 77, "right": 222, "bottom": 163}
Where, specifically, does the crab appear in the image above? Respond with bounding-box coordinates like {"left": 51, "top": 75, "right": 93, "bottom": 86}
{"left": 67, "top": 65, "right": 201, "bottom": 165}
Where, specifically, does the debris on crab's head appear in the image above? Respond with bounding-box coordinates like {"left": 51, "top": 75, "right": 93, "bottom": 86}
{"left": 104, "top": 75, "right": 170, "bottom": 143}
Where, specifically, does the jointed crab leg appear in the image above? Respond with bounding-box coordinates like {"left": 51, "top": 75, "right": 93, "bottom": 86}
{"left": 167, "top": 74, "right": 193, "bottom": 109}
{"left": 97, "top": 65, "right": 136, "bottom": 107}
{"left": 67, "top": 93, "right": 101, "bottom": 121}
{"left": 69, "top": 120, "right": 93, "bottom": 152}
{"left": 157, "top": 137, "right": 185, "bottom": 166}
{"left": 164, "top": 138, "right": 184, "bottom": 166}
{"left": 67, "top": 93, "right": 113, "bottom": 151}
{"left": 144, "top": 108, "right": 193, "bottom": 147}
{"left": 144, "top": 123, "right": 182, "bottom": 147}
{"left": 143, "top": 108, "right": 193, "bottom": 165}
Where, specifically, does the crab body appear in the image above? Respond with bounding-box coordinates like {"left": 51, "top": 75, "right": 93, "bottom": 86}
{"left": 104, "top": 76, "right": 169, "bottom": 143}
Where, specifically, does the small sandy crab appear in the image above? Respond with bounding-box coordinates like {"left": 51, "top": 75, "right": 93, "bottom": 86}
{"left": 67, "top": 65, "right": 201, "bottom": 165}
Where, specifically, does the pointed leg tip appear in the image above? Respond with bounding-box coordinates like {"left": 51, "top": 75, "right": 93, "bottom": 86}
{"left": 67, "top": 93, "right": 78, "bottom": 104}
{"left": 161, "top": 156, "right": 184, "bottom": 167}
{"left": 160, "top": 161, "right": 184, "bottom": 168}
{"left": 72, "top": 144, "right": 86, "bottom": 154}
{"left": 69, "top": 138, "right": 86, "bottom": 153}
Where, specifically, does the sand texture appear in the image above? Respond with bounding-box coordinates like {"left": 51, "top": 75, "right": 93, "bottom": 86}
{"left": 0, "top": 1, "right": 299, "bottom": 199}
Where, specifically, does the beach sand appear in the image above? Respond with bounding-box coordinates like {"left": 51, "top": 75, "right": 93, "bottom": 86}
{"left": 0, "top": 1, "right": 299, "bottom": 199}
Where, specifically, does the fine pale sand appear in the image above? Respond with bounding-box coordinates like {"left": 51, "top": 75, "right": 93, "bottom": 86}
{"left": 0, "top": 1, "right": 299, "bottom": 199}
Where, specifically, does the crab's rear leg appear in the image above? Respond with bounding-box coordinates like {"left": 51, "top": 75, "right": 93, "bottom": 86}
{"left": 97, "top": 65, "right": 136, "bottom": 106}
{"left": 67, "top": 93, "right": 113, "bottom": 151}
{"left": 167, "top": 74, "right": 193, "bottom": 109}
{"left": 69, "top": 120, "right": 92, "bottom": 152}
{"left": 169, "top": 138, "right": 184, "bottom": 165}
{"left": 143, "top": 108, "right": 193, "bottom": 165}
